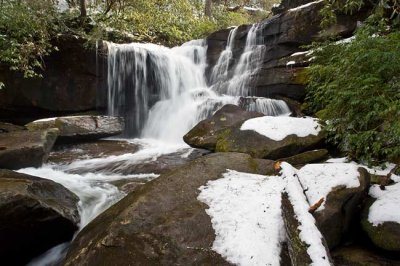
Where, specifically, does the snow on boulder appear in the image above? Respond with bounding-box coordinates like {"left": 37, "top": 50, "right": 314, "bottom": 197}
{"left": 198, "top": 170, "right": 285, "bottom": 266}
{"left": 215, "top": 116, "right": 324, "bottom": 159}
{"left": 26, "top": 115, "right": 124, "bottom": 143}
{"left": 298, "top": 163, "right": 370, "bottom": 248}
{"left": 362, "top": 181, "right": 400, "bottom": 251}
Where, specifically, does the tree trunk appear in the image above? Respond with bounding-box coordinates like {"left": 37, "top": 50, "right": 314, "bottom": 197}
{"left": 205, "top": 0, "right": 212, "bottom": 17}
{"left": 79, "top": 0, "right": 87, "bottom": 18}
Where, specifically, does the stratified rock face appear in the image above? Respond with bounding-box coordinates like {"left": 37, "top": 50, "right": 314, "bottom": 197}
{"left": 64, "top": 152, "right": 275, "bottom": 266}
{"left": 26, "top": 115, "right": 124, "bottom": 142}
{"left": 0, "top": 35, "right": 107, "bottom": 117}
{"left": 0, "top": 129, "right": 58, "bottom": 169}
{"left": 206, "top": 1, "right": 367, "bottom": 101}
{"left": 183, "top": 104, "right": 263, "bottom": 151}
{"left": 0, "top": 169, "right": 79, "bottom": 266}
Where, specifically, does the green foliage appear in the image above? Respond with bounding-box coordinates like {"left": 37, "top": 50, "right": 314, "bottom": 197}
{"left": 305, "top": 30, "right": 400, "bottom": 164}
{"left": 0, "top": 0, "right": 59, "bottom": 78}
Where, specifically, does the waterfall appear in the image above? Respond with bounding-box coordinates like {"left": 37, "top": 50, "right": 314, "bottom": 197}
{"left": 107, "top": 23, "right": 290, "bottom": 142}
{"left": 210, "top": 24, "right": 266, "bottom": 96}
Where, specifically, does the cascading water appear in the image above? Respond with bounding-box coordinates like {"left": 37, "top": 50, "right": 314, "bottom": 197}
{"left": 210, "top": 24, "right": 266, "bottom": 96}
{"left": 107, "top": 24, "right": 290, "bottom": 140}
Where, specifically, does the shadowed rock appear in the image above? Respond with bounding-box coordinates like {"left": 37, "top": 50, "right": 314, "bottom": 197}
{"left": 0, "top": 169, "right": 79, "bottom": 265}
{"left": 0, "top": 129, "right": 58, "bottom": 169}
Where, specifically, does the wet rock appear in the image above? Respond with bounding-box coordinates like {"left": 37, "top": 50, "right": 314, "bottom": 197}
{"left": 0, "top": 122, "right": 25, "bottom": 133}
{"left": 66, "top": 147, "right": 210, "bottom": 176}
{"left": 361, "top": 197, "right": 400, "bottom": 252}
{"left": 332, "top": 245, "right": 400, "bottom": 266}
{"left": 280, "top": 149, "right": 329, "bottom": 165}
{"left": 0, "top": 169, "right": 79, "bottom": 265}
{"left": 48, "top": 140, "right": 141, "bottom": 164}
{"left": 312, "top": 168, "right": 370, "bottom": 249}
{"left": 26, "top": 115, "right": 124, "bottom": 143}
{"left": 183, "top": 104, "right": 263, "bottom": 151}
{"left": 0, "top": 129, "right": 58, "bottom": 169}
{"left": 64, "top": 152, "right": 275, "bottom": 265}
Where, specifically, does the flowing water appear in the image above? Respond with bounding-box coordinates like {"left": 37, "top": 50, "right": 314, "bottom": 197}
{"left": 21, "top": 23, "right": 291, "bottom": 265}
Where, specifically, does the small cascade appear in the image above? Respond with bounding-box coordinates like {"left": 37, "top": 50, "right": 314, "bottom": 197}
{"left": 210, "top": 24, "right": 266, "bottom": 96}
{"left": 209, "top": 26, "right": 238, "bottom": 84}
{"left": 239, "top": 97, "right": 292, "bottom": 116}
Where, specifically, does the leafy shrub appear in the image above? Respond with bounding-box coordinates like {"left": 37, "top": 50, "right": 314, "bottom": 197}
{"left": 306, "top": 29, "right": 400, "bottom": 164}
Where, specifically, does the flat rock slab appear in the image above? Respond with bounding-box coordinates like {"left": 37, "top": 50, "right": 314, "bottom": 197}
{"left": 26, "top": 115, "right": 124, "bottom": 143}
{"left": 0, "top": 169, "right": 79, "bottom": 265}
{"left": 48, "top": 140, "right": 141, "bottom": 164}
{"left": 0, "top": 129, "right": 58, "bottom": 169}
{"left": 64, "top": 152, "right": 275, "bottom": 266}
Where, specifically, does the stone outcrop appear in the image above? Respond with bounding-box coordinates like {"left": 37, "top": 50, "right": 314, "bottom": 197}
{"left": 26, "top": 115, "right": 123, "bottom": 143}
{"left": 183, "top": 104, "right": 263, "bottom": 151}
{"left": 0, "top": 129, "right": 58, "bottom": 169}
{"left": 0, "top": 169, "right": 79, "bottom": 265}
{"left": 64, "top": 152, "right": 275, "bottom": 265}
{"left": 0, "top": 35, "right": 108, "bottom": 122}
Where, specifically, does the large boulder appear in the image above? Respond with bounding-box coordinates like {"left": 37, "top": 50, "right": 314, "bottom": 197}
{"left": 0, "top": 129, "right": 58, "bottom": 169}
{"left": 64, "top": 152, "right": 275, "bottom": 265}
{"left": 183, "top": 104, "right": 263, "bottom": 151}
{"left": 361, "top": 182, "right": 400, "bottom": 252}
{"left": 0, "top": 169, "right": 79, "bottom": 265}
{"left": 26, "top": 115, "right": 124, "bottom": 143}
{"left": 297, "top": 164, "right": 370, "bottom": 249}
{"left": 215, "top": 116, "right": 324, "bottom": 159}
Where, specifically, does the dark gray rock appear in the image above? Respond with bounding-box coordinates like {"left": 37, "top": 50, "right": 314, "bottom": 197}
{"left": 0, "top": 129, "right": 58, "bottom": 169}
{"left": 313, "top": 168, "right": 370, "bottom": 249}
{"left": 26, "top": 115, "right": 123, "bottom": 143}
{"left": 0, "top": 169, "right": 79, "bottom": 265}
{"left": 184, "top": 104, "right": 263, "bottom": 151}
{"left": 0, "top": 35, "right": 108, "bottom": 118}
{"left": 64, "top": 152, "right": 275, "bottom": 266}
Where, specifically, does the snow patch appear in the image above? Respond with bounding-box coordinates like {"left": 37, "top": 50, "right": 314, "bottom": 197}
{"left": 291, "top": 51, "right": 308, "bottom": 56}
{"left": 297, "top": 163, "right": 360, "bottom": 210}
{"left": 368, "top": 181, "right": 400, "bottom": 226}
{"left": 198, "top": 170, "right": 285, "bottom": 266}
{"left": 289, "top": 0, "right": 323, "bottom": 11}
{"left": 240, "top": 116, "right": 321, "bottom": 141}
{"left": 286, "top": 61, "right": 296, "bottom": 66}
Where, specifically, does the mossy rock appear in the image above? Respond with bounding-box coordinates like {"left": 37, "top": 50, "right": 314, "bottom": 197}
{"left": 361, "top": 198, "right": 400, "bottom": 252}
{"left": 215, "top": 124, "right": 325, "bottom": 160}
{"left": 280, "top": 149, "right": 328, "bottom": 165}
{"left": 183, "top": 104, "right": 263, "bottom": 151}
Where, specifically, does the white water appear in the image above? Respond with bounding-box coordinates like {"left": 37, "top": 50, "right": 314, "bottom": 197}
{"left": 22, "top": 23, "right": 291, "bottom": 265}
